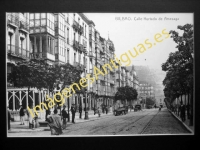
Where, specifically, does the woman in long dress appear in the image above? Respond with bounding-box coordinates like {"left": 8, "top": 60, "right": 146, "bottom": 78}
{"left": 47, "top": 109, "right": 63, "bottom": 135}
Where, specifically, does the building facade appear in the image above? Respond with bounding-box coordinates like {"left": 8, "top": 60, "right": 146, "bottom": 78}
{"left": 6, "top": 13, "right": 118, "bottom": 121}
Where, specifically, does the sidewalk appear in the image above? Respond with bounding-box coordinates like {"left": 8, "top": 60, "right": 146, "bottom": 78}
{"left": 168, "top": 109, "right": 194, "bottom": 133}
{"left": 8, "top": 110, "right": 114, "bottom": 133}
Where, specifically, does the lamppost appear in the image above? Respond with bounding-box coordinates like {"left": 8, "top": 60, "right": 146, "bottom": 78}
{"left": 84, "top": 89, "right": 89, "bottom": 119}
{"left": 96, "top": 89, "right": 98, "bottom": 109}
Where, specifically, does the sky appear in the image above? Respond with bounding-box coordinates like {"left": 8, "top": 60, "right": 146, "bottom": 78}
{"left": 85, "top": 13, "right": 193, "bottom": 73}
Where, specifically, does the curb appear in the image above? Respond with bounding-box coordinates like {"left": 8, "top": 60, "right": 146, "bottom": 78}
{"left": 8, "top": 128, "right": 46, "bottom": 133}
{"left": 168, "top": 109, "right": 193, "bottom": 134}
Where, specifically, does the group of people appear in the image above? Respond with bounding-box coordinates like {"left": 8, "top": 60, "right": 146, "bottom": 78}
{"left": 7, "top": 105, "right": 39, "bottom": 131}
{"left": 7, "top": 103, "right": 113, "bottom": 135}
{"left": 45, "top": 104, "right": 77, "bottom": 135}
{"left": 171, "top": 102, "right": 188, "bottom": 122}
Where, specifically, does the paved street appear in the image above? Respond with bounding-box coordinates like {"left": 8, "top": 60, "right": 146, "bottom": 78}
{"left": 8, "top": 108, "right": 191, "bottom": 137}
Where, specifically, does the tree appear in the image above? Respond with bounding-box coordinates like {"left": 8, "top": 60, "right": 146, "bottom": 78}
{"left": 141, "top": 97, "right": 155, "bottom": 107}
{"left": 8, "top": 58, "right": 83, "bottom": 109}
{"left": 162, "top": 24, "right": 193, "bottom": 125}
{"left": 115, "top": 86, "right": 138, "bottom": 105}
{"left": 8, "top": 58, "right": 52, "bottom": 107}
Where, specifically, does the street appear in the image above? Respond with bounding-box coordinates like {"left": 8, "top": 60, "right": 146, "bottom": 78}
{"left": 8, "top": 108, "right": 190, "bottom": 137}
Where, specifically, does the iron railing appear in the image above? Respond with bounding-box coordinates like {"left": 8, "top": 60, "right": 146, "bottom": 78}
{"left": 29, "top": 52, "right": 43, "bottom": 59}
{"left": 7, "top": 14, "right": 19, "bottom": 27}
{"left": 7, "top": 44, "right": 30, "bottom": 59}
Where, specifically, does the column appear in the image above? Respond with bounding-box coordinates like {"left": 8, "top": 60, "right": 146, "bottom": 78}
{"left": 89, "top": 94, "right": 91, "bottom": 110}
{"left": 19, "top": 91, "right": 22, "bottom": 105}
{"left": 33, "top": 91, "right": 35, "bottom": 107}
{"left": 51, "top": 37, "right": 53, "bottom": 54}
{"left": 26, "top": 34, "right": 28, "bottom": 57}
{"left": 46, "top": 35, "right": 48, "bottom": 53}
{"left": 52, "top": 39, "right": 54, "bottom": 55}
{"left": 7, "top": 92, "right": 9, "bottom": 107}
{"left": 38, "top": 91, "right": 41, "bottom": 118}
{"left": 40, "top": 36, "right": 42, "bottom": 53}
{"left": 26, "top": 91, "right": 28, "bottom": 108}
{"left": 34, "top": 36, "right": 37, "bottom": 53}
{"left": 13, "top": 91, "right": 15, "bottom": 111}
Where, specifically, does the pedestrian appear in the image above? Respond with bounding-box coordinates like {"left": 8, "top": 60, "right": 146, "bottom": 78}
{"left": 110, "top": 105, "right": 112, "bottom": 113}
{"left": 159, "top": 105, "right": 161, "bottom": 111}
{"left": 33, "top": 112, "right": 39, "bottom": 128}
{"left": 178, "top": 104, "right": 181, "bottom": 116}
{"left": 7, "top": 107, "right": 11, "bottom": 130}
{"left": 45, "top": 106, "right": 50, "bottom": 121}
{"left": 27, "top": 105, "right": 35, "bottom": 129}
{"left": 102, "top": 105, "right": 104, "bottom": 114}
{"left": 71, "top": 104, "right": 76, "bottom": 123}
{"left": 98, "top": 107, "right": 101, "bottom": 117}
{"left": 154, "top": 104, "right": 156, "bottom": 109}
{"left": 61, "top": 105, "right": 68, "bottom": 129}
{"left": 19, "top": 105, "right": 25, "bottom": 125}
{"left": 105, "top": 106, "right": 108, "bottom": 114}
{"left": 47, "top": 109, "right": 63, "bottom": 135}
{"left": 79, "top": 105, "right": 82, "bottom": 119}
{"left": 180, "top": 102, "right": 186, "bottom": 122}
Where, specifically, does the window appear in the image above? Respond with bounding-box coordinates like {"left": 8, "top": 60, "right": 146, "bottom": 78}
{"left": 67, "top": 28, "right": 69, "bottom": 44}
{"left": 41, "top": 19, "right": 46, "bottom": 26}
{"left": 30, "top": 13, "right": 34, "bottom": 19}
{"left": 35, "top": 13, "right": 40, "bottom": 19}
{"left": 67, "top": 13, "right": 69, "bottom": 23}
{"left": 74, "top": 53, "right": 76, "bottom": 63}
{"left": 67, "top": 49, "right": 69, "bottom": 63}
{"left": 85, "top": 25, "right": 86, "bottom": 37}
{"left": 78, "top": 34, "right": 80, "bottom": 43}
{"left": 41, "top": 13, "right": 46, "bottom": 18}
{"left": 79, "top": 53, "right": 81, "bottom": 63}
{"left": 30, "top": 20, "right": 34, "bottom": 27}
{"left": 35, "top": 20, "right": 40, "bottom": 26}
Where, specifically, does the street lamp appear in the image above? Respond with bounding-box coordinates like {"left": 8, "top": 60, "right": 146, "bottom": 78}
{"left": 84, "top": 89, "right": 89, "bottom": 120}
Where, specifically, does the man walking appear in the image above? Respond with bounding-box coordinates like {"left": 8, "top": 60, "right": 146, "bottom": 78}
{"left": 61, "top": 105, "right": 68, "bottom": 129}
{"left": 19, "top": 105, "right": 25, "bottom": 125}
{"left": 71, "top": 104, "right": 76, "bottom": 123}
{"left": 79, "top": 105, "right": 82, "bottom": 119}
{"left": 180, "top": 102, "right": 186, "bottom": 122}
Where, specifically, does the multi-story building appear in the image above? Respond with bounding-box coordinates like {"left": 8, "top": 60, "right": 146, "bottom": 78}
{"left": 138, "top": 81, "right": 155, "bottom": 99}
{"left": 7, "top": 13, "right": 31, "bottom": 115}
{"left": 88, "top": 19, "right": 116, "bottom": 109}
{"left": 6, "top": 12, "right": 118, "bottom": 121}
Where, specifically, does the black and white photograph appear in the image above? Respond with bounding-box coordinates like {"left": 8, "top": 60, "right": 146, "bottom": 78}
{"left": 6, "top": 12, "right": 194, "bottom": 137}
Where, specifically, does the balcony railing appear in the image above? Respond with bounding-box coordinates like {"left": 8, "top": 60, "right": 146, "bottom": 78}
{"left": 73, "top": 62, "right": 85, "bottom": 71}
{"left": 7, "top": 44, "right": 30, "bottom": 59}
{"left": 19, "top": 20, "right": 29, "bottom": 32}
{"left": 78, "top": 43, "right": 84, "bottom": 53}
{"left": 79, "top": 25, "right": 83, "bottom": 34}
{"left": 73, "top": 41, "right": 79, "bottom": 50}
{"left": 109, "top": 46, "right": 114, "bottom": 51}
{"left": 72, "top": 20, "right": 79, "bottom": 30}
{"left": 30, "top": 52, "right": 43, "bottom": 59}
{"left": 88, "top": 51, "right": 95, "bottom": 58}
